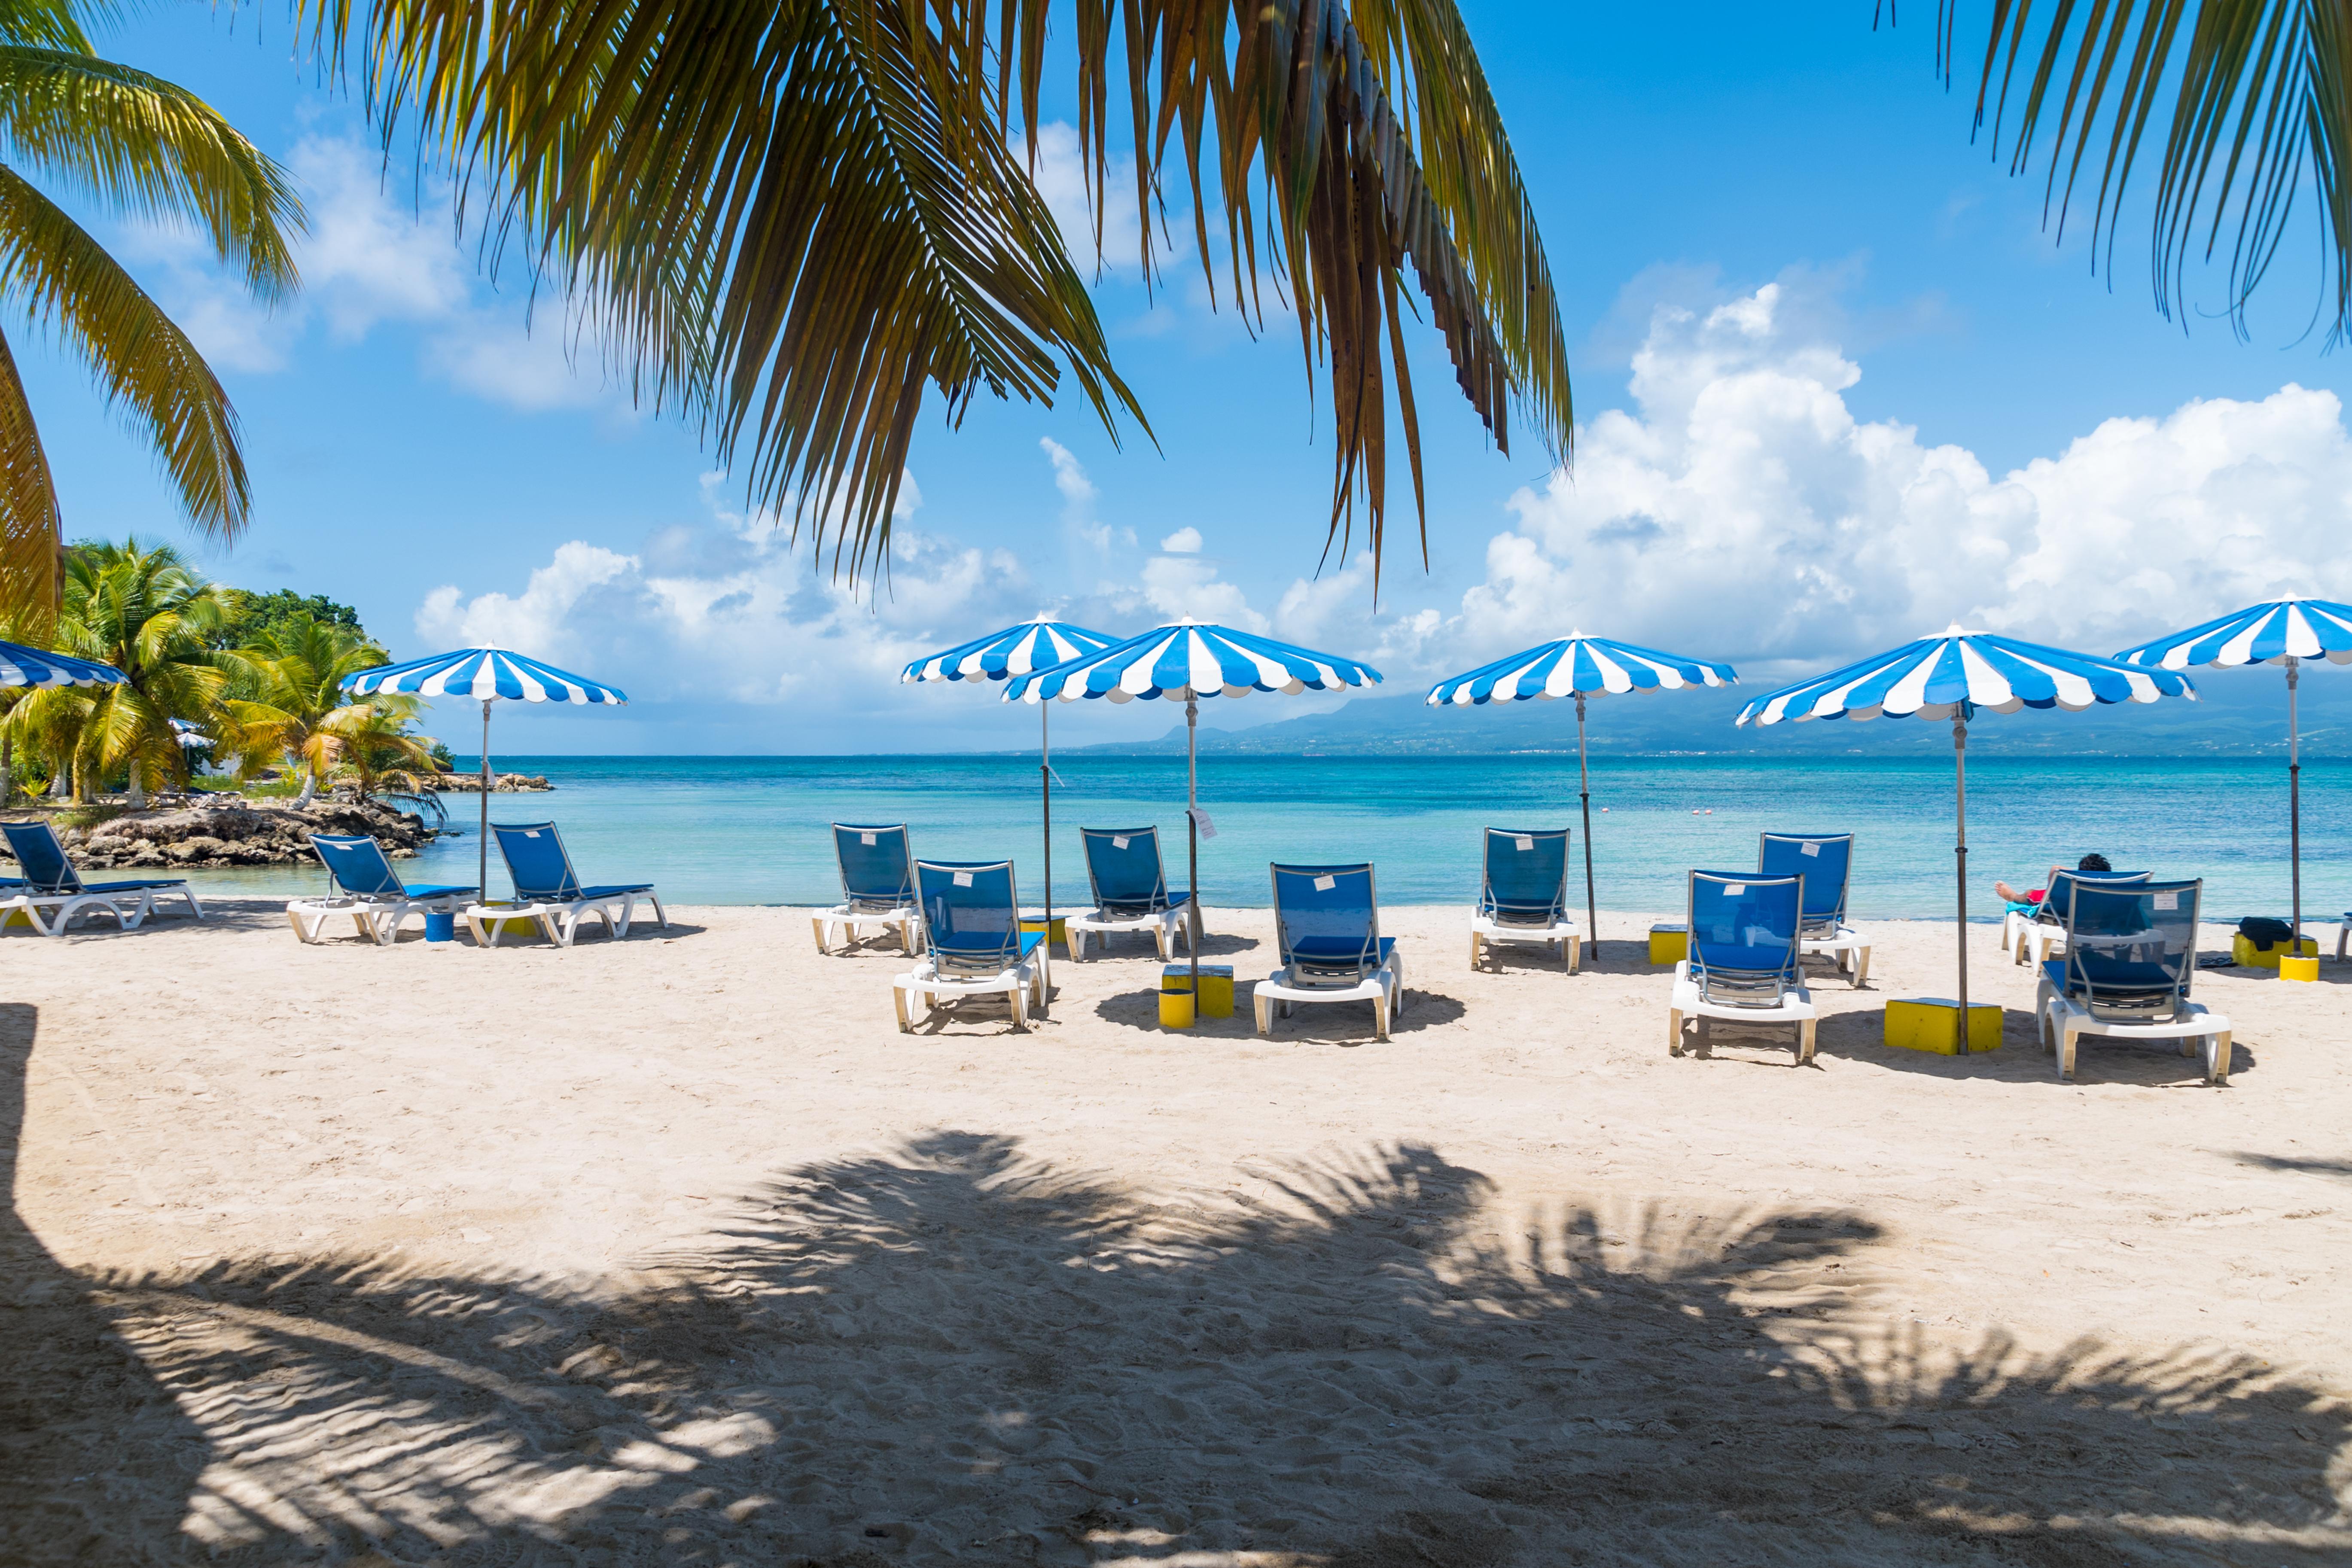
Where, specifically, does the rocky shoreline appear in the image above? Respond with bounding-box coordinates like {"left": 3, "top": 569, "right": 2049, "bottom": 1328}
{"left": 3, "top": 798, "right": 436, "bottom": 871}
{"left": 431, "top": 772, "right": 553, "bottom": 792}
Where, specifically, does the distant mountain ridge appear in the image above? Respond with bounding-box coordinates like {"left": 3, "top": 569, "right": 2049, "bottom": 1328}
{"left": 1044, "top": 672, "right": 2352, "bottom": 758}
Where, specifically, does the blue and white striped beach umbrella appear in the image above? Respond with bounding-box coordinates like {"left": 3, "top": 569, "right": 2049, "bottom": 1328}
{"left": 1003, "top": 619, "right": 1381, "bottom": 703}
{"left": 902, "top": 618, "right": 1120, "bottom": 925}
{"left": 1426, "top": 633, "right": 1737, "bottom": 950}
{"left": 1737, "top": 625, "right": 2195, "bottom": 1049}
{"left": 2113, "top": 597, "right": 2352, "bottom": 946}
{"left": 0, "top": 639, "right": 124, "bottom": 689}
{"left": 902, "top": 617, "right": 1116, "bottom": 685}
{"left": 344, "top": 647, "right": 627, "bottom": 705}
{"left": 342, "top": 647, "right": 627, "bottom": 900}
{"left": 1003, "top": 619, "right": 1383, "bottom": 996}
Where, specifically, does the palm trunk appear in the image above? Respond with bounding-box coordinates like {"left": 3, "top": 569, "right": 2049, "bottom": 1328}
{"left": 0, "top": 734, "right": 11, "bottom": 809}
{"left": 126, "top": 760, "right": 146, "bottom": 810}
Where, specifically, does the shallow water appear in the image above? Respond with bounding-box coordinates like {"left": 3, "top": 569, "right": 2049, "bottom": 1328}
{"left": 156, "top": 753, "right": 2348, "bottom": 923}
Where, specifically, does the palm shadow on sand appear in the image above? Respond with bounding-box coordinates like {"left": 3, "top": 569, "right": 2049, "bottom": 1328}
{"left": 3, "top": 1016, "right": 2345, "bottom": 1565}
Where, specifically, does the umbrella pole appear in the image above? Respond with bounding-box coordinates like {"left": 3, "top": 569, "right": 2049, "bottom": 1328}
{"left": 1041, "top": 701, "right": 1052, "bottom": 934}
{"left": 479, "top": 699, "right": 492, "bottom": 901}
{"left": 1576, "top": 694, "right": 1597, "bottom": 954}
{"left": 1953, "top": 712, "right": 1970, "bottom": 1053}
{"left": 2288, "top": 657, "right": 2303, "bottom": 951}
{"left": 1187, "top": 694, "right": 1200, "bottom": 997}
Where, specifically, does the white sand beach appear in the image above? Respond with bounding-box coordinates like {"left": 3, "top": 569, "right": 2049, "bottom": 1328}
{"left": 3, "top": 901, "right": 2347, "bottom": 1565}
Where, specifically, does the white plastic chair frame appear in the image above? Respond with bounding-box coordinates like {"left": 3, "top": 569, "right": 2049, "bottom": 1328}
{"left": 287, "top": 895, "right": 465, "bottom": 946}
{"left": 893, "top": 951, "right": 1048, "bottom": 1032}
{"left": 463, "top": 891, "right": 665, "bottom": 948}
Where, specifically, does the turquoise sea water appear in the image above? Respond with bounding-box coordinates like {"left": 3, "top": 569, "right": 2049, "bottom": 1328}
{"left": 166, "top": 753, "right": 2350, "bottom": 922}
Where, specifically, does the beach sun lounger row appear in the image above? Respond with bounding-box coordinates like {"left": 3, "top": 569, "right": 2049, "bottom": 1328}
{"left": 286, "top": 822, "right": 663, "bottom": 949}
{"left": 0, "top": 820, "right": 204, "bottom": 936}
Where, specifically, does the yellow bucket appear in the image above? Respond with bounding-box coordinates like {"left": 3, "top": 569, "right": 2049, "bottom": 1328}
{"left": 1158, "top": 987, "right": 1197, "bottom": 1029}
{"left": 2279, "top": 954, "right": 2319, "bottom": 983}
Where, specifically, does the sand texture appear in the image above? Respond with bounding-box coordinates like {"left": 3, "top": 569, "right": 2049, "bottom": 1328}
{"left": 2, "top": 900, "right": 2347, "bottom": 1566}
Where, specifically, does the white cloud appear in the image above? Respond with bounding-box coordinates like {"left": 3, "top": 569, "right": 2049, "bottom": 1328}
{"left": 136, "top": 131, "right": 617, "bottom": 415}
{"left": 1158, "top": 526, "right": 1202, "bottom": 554}
{"left": 1448, "top": 272, "right": 2352, "bottom": 681}
{"left": 1041, "top": 436, "right": 1112, "bottom": 552}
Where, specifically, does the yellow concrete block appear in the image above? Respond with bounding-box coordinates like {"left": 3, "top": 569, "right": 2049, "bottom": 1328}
{"left": 2279, "top": 954, "right": 2319, "bottom": 983}
{"left": 2, "top": 907, "right": 35, "bottom": 929}
{"left": 2231, "top": 933, "right": 2316, "bottom": 969}
{"left": 1884, "top": 997, "right": 2003, "bottom": 1055}
{"left": 1158, "top": 989, "right": 1196, "bottom": 1029}
{"left": 1648, "top": 925, "right": 1688, "bottom": 966}
{"left": 1019, "top": 914, "right": 1068, "bottom": 950}
{"left": 1163, "top": 964, "right": 1235, "bottom": 1018}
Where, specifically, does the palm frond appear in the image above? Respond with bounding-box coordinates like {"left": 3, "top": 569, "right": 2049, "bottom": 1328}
{"left": 303, "top": 0, "right": 1571, "bottom": 586}
{"left": 0, "top": 0, "right": 90, "bottom": 55}
{"left": 1950, "top": 0, "right": 2352, "bottom": 338}
{"left": 0, "top": 167, "right": 250, "bottom": 538}
{"left": 0, "top": 323, "right": 58, "bottom": 627}
{"left": 0, "top": 45, "right": 306, "bottom": 300}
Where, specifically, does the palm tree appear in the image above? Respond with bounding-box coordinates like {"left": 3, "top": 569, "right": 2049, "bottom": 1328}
{"left": 299, "top": 0, "right": 1572, "bottom": 588}
{"left": 0, "top": 0, "right": 304, "bottom": 624}
{"left": 319, "top": 704, "right": 439, "bottom": 805}
{"left": 1938, "top": 2, "right": 2352, "bottom": 338}
{"left": 222, "top": 615, "right": 412, "bottom": 804}
{"left": 8, "top": 539, "right": 231, "bottom": 805}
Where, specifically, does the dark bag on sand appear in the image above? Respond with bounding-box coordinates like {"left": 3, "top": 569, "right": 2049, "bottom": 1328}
{"left": 2238, "top": 916, "right": 2296, "bottom": 948}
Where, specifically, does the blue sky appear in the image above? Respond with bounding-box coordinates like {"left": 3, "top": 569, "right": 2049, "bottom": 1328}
{"left": 27, "top": 3, "right": 2352, "bottom": 752}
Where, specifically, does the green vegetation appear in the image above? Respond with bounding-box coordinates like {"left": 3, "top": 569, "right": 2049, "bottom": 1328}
{"left": 0, "top": 538, "right": 438, "bottom": 807}
{"left": 0, "top": 0, "right": 304, "bottom": 625}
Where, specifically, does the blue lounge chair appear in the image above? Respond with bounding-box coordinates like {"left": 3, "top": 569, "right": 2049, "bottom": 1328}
{"left": 1067, "top": 826, "right": 1194, "bottom": 960}
{"left": 1668, "top": 871, "right": 1816, "bottom": 1063}
{"left": 813, "top": 822, "right": 925, "bottom": 954}
{"left": 1255, "top": 862, "right": 1405, "bottom": 1039}
{"left": 468, "top": 821, "right": 664, "bottom": 947}
{"left": 1469, "top": 827, "right": 1579, "bottom": 972}
{"left": 286, "top": 833, "right": 479, "bottom": 945}
{"left": 1759, "top": 831, "right": 1870, "bottom": 985}
{"left": 2037, "top": 878, "right": 2230, "bottom": 1084}
{"left": 894, "top": 859, "right": 1047, "bottom": 1031}
{"left": 2010, "top": 867, "right": 2152, "bottom": 968}
{"left": 0, "top": 820, "right": 204, "bottom": 937}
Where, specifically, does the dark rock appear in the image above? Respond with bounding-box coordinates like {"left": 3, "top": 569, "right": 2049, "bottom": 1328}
{"left": 4, "top": 798, "right": 438, "bottom": 871}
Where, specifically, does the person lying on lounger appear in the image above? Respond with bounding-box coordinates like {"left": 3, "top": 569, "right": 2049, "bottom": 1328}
{"left": 1995, "top": 853, "right": 2111, "bottom": 908}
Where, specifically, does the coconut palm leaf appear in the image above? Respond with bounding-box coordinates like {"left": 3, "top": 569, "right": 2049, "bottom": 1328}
{"left": 303, "top": 0, "right": 1569, "bottom": 586}
{"left": 0, "top": 6, "right": 302, "bottom": 623}
{"left": 1947, "top": 0, "right": 2352, "bottom": 338}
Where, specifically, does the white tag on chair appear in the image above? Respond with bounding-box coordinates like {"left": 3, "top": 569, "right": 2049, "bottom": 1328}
{"left": 953, "top": 871, "right": 973, "bottom": 887}
{"left": 1515, "top": 836, "right": 1533, "bottom": 851}
{"left": 1314, "top": 874, "right": 1336, "bottom": 892}
{"left": 524, "top": 829, "right": 541, "bottom": 838}
{"left": 1112, "top": 836, "right": 1130, "bottom": 849}
{"left": 1801, "top": 841, "right": 1820, "bottom": 857}
{"left": 861, "top": 832, "right": 877, "bottom": 846}
{"left": 2153, "top": 891, "right": 2178, "bottom": 910}
{"left": 1724, "top": 883, "right": 1746, "bottom": 896}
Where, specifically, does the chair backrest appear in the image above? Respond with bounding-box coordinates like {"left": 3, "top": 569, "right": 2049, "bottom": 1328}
{"left": 916, "top": 859, "right": 1024, "bottom": 976}
{"left": 1271, "top": 862, "right": 1382, "bottom": 986}
{"left": 1758, "top": 832, "right": 1852, "bottom": 930}
{"left": 309, "top": 833, "right": 405, "bottom": 898}
{"left": 833, "top": 823, "right": 915, "bottom": 909}
{"left": 1479, "top": 828, "right": 1568, "bottom": 923}
{"left": 2060, "top": 878, "right": 2200, "bottom": 1019}
{"left": 1081, "top": 826, "right": 1168, "bottom": 914}
{"left": 0, "top": 821, "right": 78, "bottom": 893}
{"left": 2042, "top": 868, "right": 2150, "bottom": 923}
{"left": 491, "top": 822, "right": 582, "bottom": 901}
{"left": 1687, "top": 871, "right": 1802, "bottom": 1005}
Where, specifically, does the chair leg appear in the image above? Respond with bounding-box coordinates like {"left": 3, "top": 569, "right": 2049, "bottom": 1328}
{"left": 1667, "top": 1007, "right": 1683, "bottom": 1056}
{"left": 2057, "top": 1024, "right": 2079, "bottom": 1082}
{"left": 1010, "top": 982, "right": 1028, "bottom": 1032}
{"left": 1254, "top": 993, "right": 1272, "bottom": 1037}
{"left": 1567, "top": 935, "right": 1582, "bottom": 974}
{"left": 1852, "top": 945, "right": 1871, "bottom": 987}
{"left": 2207, "top": 1032, "right": 2231, "bottom": 1086}
{"left": 893, "top": 984, "right": 913, "bottom": 1033}
{"left": 1374, "top": 990, "right": 1389, "bottom": 1041}
{"left": 1798, "top": 1019, "right": 1817, "bottom": 1066}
